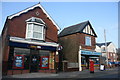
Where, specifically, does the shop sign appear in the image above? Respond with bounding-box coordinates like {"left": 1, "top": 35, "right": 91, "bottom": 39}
{"left": 30, "top": 45, "right": 37, "bottom": 48}
{"left": 81, "top": 50, "right": 101, "bottom": 55}
{"left": 9, "top": 41, "right": 56, "bottom": 51}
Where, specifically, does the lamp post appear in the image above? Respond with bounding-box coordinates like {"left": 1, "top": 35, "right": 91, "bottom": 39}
{"left": 104, "top": 29, "right": 108, "bottom": 66}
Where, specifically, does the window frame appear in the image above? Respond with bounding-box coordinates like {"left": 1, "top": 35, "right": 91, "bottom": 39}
{"left": 85, "top": 36, "right": 91, "bottom": 46}
{"left": 26, "top": 22, "right": 45, "bottom": 41}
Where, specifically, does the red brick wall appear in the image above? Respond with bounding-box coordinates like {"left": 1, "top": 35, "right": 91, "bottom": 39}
{"left": 2, "top": 7, "right": 58, "bottom": 75}
{"left": 58, "top": 33, "right": 79, "bottom": 62}
{"left": 58, "top": 33, "right": 96, "bottom": 63}
{"left": 108, "top": 52, "right": 118, "bottom": 62}
{"left": 8, "top": 7, "right": 58, "bottom": 42}
{"left": 78, "top": 33, "right": 96, "bottom": 50}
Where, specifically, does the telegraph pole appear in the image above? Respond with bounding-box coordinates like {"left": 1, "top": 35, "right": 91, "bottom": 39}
{"left": 104, "top": 29, "right": 108, "bottom": 66}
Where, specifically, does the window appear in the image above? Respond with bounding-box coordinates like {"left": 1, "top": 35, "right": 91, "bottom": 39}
{"left": 101, "top": 47, "right": 106, "bottom": 52}
{"left": 113, "top": 54, "right": 116, "bottom": 58}
{"left": 26, "top": 17, "right": 45, "bottom": 40}
{"left": 85, "top": 36, "right": 91, "bottom": 46}
{"left": 111, "top": 53, "right": 112, "bottom": 56}
{"left": 13, "top": 55, "right": 24, "bottom": 69}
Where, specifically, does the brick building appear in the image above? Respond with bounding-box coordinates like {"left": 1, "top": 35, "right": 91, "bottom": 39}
{"left": 58, "top": 21, "right": 101, "bottom": 71}
{"left": 1, "top": 3, "right": 60, "bottom": 75}
{"left": 95, "top": 42, "right": 118, "bottom": 66}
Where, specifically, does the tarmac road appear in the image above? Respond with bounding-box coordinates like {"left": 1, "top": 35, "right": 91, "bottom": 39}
{"left": 2, "top": 67, "right": 120, "bottom": 79}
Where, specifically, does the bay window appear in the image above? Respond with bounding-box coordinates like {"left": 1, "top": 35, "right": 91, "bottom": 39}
{"left": 26, "top": 17, "right": 45, "bottom": 40}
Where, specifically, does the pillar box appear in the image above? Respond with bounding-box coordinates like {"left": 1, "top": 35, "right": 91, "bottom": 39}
{"left": 90, "top": 60, "right": 94, "bottom": 73}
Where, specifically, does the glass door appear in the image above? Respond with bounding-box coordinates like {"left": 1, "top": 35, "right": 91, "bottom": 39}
{"left": 30, "top": 54, "right": 39, "bottom": 72}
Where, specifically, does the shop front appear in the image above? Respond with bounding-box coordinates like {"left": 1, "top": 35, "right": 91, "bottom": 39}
{"left": 7, "top": 37, "right": 59, "bottom": 75}
{"left": 79, "top": 50, "right": 101, "bottom": 70}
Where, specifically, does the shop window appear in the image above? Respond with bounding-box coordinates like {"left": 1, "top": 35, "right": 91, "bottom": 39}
{"left": 39, "top": 50, "right": 50, "bottom": 69}
{"left": 26, "top": 17, "right": 46, "bottom": 41}
{"left": 81, "top": 56, "right": 86, "bottom": 67}
{"left": 85, "top": 36, "right": 91, "bottom": 46}
{"left": 13, "top": 55, "right": 24, "bottom": 69}
{"left": 13, "top": 48, "right": 30, "bottom": 69}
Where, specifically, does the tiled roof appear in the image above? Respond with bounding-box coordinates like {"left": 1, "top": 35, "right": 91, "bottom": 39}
{"left": 96, "top": 42, "right": 112, "bottom": 47}
{"left": 58, "top": 21, "right": 97, "bottom": 37}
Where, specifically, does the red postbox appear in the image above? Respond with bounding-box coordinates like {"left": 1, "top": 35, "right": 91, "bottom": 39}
{"left": 90, "top": 60, "right": 94, "bottom": 73}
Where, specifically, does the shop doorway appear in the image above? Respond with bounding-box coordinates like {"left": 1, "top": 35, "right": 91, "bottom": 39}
{"left": 30, "top": 54, "right": 39, "bottom": 72}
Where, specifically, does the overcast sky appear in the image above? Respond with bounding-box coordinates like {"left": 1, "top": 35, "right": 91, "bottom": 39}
{"left": 1, "top": 2, "right": 118, "bottom": 48}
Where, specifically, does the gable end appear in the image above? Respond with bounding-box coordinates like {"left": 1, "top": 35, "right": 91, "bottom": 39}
{"left": 8, "top": 3, "right": 60, "bottom": 30}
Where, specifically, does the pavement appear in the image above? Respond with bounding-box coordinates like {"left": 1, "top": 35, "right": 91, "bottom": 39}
{"left": 2, "top": 67, "right": 120, "bottom": 79}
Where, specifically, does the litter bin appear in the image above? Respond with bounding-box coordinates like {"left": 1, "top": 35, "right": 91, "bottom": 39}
{"left": 100, "top": 64, "right": 105, "bottom": 71}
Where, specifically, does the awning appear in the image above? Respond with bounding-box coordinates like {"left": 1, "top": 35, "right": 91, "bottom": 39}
{"left": 80, "top": 50, "right": 102, "bottom": 56}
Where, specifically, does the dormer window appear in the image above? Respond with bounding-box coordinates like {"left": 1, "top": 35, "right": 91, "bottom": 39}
{"left": 26, "top": 17, "right": 45, "bottom": 40}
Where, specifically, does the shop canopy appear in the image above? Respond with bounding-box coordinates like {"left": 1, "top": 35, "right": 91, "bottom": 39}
{"left": 80, "top": 50, "right": 102, "bottom": 56}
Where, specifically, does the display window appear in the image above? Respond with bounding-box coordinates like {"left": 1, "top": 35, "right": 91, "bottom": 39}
{"left": 40, "top": 56, "right": 49, "bottom": 69}
{"left": 81, "top": 56, "right": 86, "bottom": 67}
{"left": 13, "top": 55, "right": 24, "bottom": 69}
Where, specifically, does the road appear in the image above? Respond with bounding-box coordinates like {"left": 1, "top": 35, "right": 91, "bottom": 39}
{"left": 2, "top": 67, "right": 120, "bottom": 79}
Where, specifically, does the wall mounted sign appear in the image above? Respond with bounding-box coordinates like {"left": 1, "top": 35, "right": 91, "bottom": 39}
{"left": 40, "top": 56, "right": 49, "bottom": 69}
{"left": 9, "top": 41, "right": 56, "bottom": 51}
{"left": 80, "top": 50, "right": 101, "bottom": 56}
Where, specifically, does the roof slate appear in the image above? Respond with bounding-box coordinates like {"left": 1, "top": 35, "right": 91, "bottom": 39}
{"left": 96, "top": 42, "right": 112, "bottom": 47}
{"left": 58, "top": 21, "right": 97, "bottom": 37}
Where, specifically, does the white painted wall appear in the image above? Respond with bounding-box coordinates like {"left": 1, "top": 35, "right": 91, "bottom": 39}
{"left": 107, "top": 43, "right": 116, "bottom": 53}
{"left": 95, "top": 45, "right": 101, "bottom": 52}
{"left": 95, "top": 42, "right": 117, "bottom": 53}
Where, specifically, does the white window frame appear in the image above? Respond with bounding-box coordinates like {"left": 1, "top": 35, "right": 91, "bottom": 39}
{"left": 26, "top": 22, "right": 45, "bottom": 41}
{"left": 85, "top": 36, "right": 91, "bottom": 46}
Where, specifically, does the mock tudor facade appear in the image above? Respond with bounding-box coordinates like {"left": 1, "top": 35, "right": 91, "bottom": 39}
{"left": 58, "top": 21, "right": 101, "bottom": 71}
{"left": 2, "top": 3, "right": 60, "bottom": 75}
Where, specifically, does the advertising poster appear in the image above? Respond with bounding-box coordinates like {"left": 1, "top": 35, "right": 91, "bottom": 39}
{"left": 41, "top": 57, "right": 48, "bottom": 68}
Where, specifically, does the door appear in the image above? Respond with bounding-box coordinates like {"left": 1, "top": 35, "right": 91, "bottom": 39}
{"left": 40, "top": 56, "right": 49, "bottom": 69}
{"left": 30, "top": 54, "right": 39, "bottom": 72}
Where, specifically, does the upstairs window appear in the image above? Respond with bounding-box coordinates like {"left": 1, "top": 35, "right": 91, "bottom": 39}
{"left": 85, "top": 36, "right": 91, "bottom": 46}
{"left": 101, "top": 47, "right": 106, "bottom": 52}
{"left": 26, "top": 17, "right": 45, "bottom": 40}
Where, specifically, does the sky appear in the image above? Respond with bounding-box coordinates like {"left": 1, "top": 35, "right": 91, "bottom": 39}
{"left": 1, "top": 2, "right": 118, "bottom": 48}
